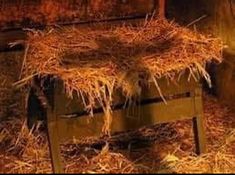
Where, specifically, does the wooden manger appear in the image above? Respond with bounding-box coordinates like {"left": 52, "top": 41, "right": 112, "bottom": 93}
{"left": 4, "top": 0, "right": 222, "bottom": 173}
{"left": 27, "top": 70, "right": 206, "bottom": 173}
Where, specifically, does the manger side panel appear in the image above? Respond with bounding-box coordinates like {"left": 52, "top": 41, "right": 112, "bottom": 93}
{"left": 139, "top": 96, "right": 195, "bottom": 125}
{"left": 142, "top": 74, "right": 197, "bottom": 100}
{"left": 54, "top": 74, "right": 198, "bottom": 116}
{"left": 56, "top": 109, "right": 142, "bottom": 142}
{"left": 56, "top": 97, "right": 195, "bottom": 142}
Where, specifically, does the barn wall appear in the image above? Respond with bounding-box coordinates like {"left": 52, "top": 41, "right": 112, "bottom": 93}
{"left": 0, "top": 0, "right": 154, "bottom": 30}
{"left": 215, "top": 0, "right": 235, "bottom": 49}
{"left": 210, "top": 1, "right": 235, "bottom": 103}
{"left": 167, "top": 0, "right": 235, "bottom": 49}
{"left": 167, "top": 0, "right": 235, "bottom": 106}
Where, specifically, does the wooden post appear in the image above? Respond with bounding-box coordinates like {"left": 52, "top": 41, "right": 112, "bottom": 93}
{"left": 47, "top": 88, "right": 64, "bottom": 173}
{"left": 47, "top": 114, "right": 64, "bottom": 173}
{"left": 159, "top": 0, "right": 166, "bottom": 18}
{"left": 192, "top": 86, "right": 207, "bottom": 154}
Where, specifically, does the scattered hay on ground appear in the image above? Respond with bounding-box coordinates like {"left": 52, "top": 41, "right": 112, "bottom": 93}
{"left": 1, "top": 94, "right": 235, "bottom": 174}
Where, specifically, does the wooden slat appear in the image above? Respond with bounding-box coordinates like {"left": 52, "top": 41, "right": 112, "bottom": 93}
{"left": 54, "top": 71, "right": 198, "bottom": 115}
{"left": 56, "top": 97, "right": 195, "bottom": 142}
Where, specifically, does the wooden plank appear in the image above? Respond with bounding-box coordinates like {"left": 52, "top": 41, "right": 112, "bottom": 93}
{"left": 54, "top": 71, "right": 198, "bottom": 116}
{"left": 47, "top": 114, "right": 64, "bottom": 173}
{"left": 192, "top": 86, "right": 207, "bottom": 154}
{"left": 141, "top": 72, "right": 197, "bottom": 99}
{"left": 56, "top": 97, "right": 195, "bottom": 142}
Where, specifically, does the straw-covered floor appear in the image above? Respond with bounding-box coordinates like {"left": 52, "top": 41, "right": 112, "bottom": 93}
{"left": 18, "top": 18, "right": 223, "bottom": 134}
{"left": 1, "top": 94, "right": 235, "bottom": 173}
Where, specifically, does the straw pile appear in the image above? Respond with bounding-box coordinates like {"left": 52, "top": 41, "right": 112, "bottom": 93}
{"left": 18, "top": 18, "right": 223, "bottom": 134}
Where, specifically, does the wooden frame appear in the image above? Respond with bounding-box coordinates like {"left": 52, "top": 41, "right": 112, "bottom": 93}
{"left": 39, "top": 70, "right": 207, "bottom": 173}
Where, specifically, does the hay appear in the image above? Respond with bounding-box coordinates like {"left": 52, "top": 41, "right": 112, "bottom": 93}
{"left": 1, "top": 94, "right": 235, "bottom": 173}
{"left": 18, "top": 18, "right": 223, "bottom": 134}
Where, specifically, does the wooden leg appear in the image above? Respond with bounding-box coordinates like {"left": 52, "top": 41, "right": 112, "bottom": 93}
{"left": 192, "top": 86, "right": 207, "bottom": 155}
{"left": 192, "top": 116, "right": 207, "bottom": 155}
{"left": 47, "top": 111, "right": 64, "bottom": 173}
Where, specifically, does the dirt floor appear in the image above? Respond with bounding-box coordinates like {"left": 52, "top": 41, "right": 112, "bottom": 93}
{"left": 0, "top": 93, "right": 235, "bottom": 174}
